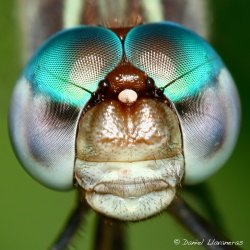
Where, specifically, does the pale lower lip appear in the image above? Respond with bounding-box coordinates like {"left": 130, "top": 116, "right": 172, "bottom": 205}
{"left": 85, "top": 188, "right": 175, "bottom": 221}
{"left": 93, "top": 180, "right": 169, "bottom": 198}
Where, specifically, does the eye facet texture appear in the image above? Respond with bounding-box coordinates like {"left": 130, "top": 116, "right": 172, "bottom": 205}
{"left": 25, "top": 26, "right": 123, "bottom": 106}
{"left": 125, "top": 22, "right": 240, "bottom": 183}
{"left": 9, "top": 26, "right": 123, "bottom": 189}
{"left": 125, "top": 22, "right": 221, "bottom": 101}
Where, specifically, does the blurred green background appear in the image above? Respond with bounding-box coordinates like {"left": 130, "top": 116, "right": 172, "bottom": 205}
{"left": 0, "top": 0, "right": 249, "bottom": 249}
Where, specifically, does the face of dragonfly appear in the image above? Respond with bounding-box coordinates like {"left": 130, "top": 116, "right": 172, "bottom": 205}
{"left": 10, "top": 2, "right": 240, "bottom": 221}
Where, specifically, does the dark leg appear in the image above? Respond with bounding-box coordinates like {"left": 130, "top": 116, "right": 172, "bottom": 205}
{"left": 167, "top": 196, "right": 241, "bottom": 250}
{"left": 51, "top": 200, "right": 89, "bottom": 250}
{"left": 184, "top": 183, "right": 225, "bottom": 231}
{"left": 93, "top": 216, "right": 126, "bottom": 250}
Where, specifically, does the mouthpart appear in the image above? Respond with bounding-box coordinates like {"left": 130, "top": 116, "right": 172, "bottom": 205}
{"left": 75, "top": 158, "right": 184, "bottom": 221}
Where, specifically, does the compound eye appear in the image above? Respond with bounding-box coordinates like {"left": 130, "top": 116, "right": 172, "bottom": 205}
{"left": 25, "top": 26, "right": 123, "bottom": 106}
{"left": 124, "top": 22, "right": 240, "bottom": 184}
{"left": 9, "top": 26, "right": 123, "bottom": 190}
{"left": 124, "top": 22, "right": 220, "bottom": 101}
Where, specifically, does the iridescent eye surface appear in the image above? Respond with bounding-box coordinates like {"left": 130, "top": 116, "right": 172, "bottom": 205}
{"left": 9, "top": 26, "right": 123, "bottom": 189}
{"left": 125, "top": 22, "right": 240, "bottom": 183}
{"left": 125, "top": 22, "right": 220, "bottom": 101}
{"left": 25, "top": 26, "right": 123, "bottom": 106}
{"left": 9, "top": 22, "right": 240, "bottom": 221}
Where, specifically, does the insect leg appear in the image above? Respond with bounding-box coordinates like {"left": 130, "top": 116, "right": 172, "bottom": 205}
{"left": 184, "top": 183, "right": 225, "bottom": 231}
{"left": 51, "top": 200, "right": 89, "bottom": 250}
{"left": 93, "top": 216, "right": 126, "bottom": 250}
{"left": 167, "top": 196, "right": 241, "bottom": 250}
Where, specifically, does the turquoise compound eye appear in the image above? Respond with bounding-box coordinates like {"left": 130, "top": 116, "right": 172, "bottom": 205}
{"left": 124, "top": 22, "right": 222, "bottom": 102}
{"left": 124, "top": 22, "right": 240, "bottom": 183}
{"left": 25, "top": 26, "right": 123, "bottom": 106}
{"left": 9, "top": 26, "right": 123, "bottom": 190}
